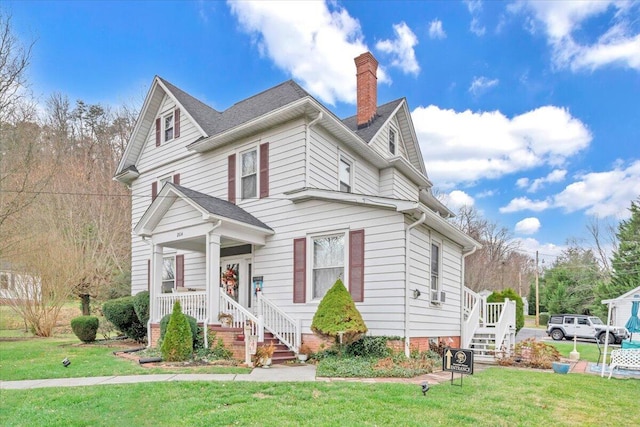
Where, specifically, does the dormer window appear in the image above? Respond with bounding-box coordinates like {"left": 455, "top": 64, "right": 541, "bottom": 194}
{"left": 389, "top": 128, "right": 396, "bottom": 155}
{"left": 164, "top": 112, "right": 174, "bottom": 142}
{"left": 339, "top": 157, "right": 352, "bottom": 193}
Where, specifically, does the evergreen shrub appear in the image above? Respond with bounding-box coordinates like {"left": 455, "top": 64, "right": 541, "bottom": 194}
{"left": 132, "top": 291, "right": 150, "bottom": 325}
{"left": 70, "top": 315, "right": 99, "bottom": 343}
{"left": 160, "top": 313, "right": 197, "bottom": 348}
{"left": 488, "top": 288, "right": 525, "bottom": 332}
{"left": 102, "top": 296, "right": 147, "bottom": 342}
{"left": 345, "top": 336, "right": 391, "bottom": 358}
{"left": 161, "top": 301, "right": 193, "bottom": 362}
{"left": 311, "top": 279, "right": 367, "bottom": 346}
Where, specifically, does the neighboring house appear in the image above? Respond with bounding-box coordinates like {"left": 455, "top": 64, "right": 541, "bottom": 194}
{"left": 114, "top": 52, "right": 498, "bottom": 356}
{"left": 0, "top": 262, "right": 40, "bottom": 302}
{"left": 605, "top": 285, "right": 640, "bottom": 330}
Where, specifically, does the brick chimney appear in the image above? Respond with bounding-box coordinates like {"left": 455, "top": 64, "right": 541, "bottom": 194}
{"left": 355, "top": 52, "right": 378, "bottom": 128}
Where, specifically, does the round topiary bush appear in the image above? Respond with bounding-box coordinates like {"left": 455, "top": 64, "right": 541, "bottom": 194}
{"left": 70, "top": 315, "right": 99, "bottom": 343}
{"left": 311, "top": 278, "right": 367, "bottom": 346}
{"left": 161, "top": 301, "right": 193, "bottom": 362}
{"left": 102, "top": 296, "right": 147, "bottom": 342}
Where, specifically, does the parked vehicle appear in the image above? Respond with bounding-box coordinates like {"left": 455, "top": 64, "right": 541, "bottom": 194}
{"left": 546, "top": 314, "right": 629, "bottom": 344}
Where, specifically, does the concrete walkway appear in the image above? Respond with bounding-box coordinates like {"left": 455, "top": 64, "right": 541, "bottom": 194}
{"left": 0, "top": 363, "right": 468, "bottom": 390}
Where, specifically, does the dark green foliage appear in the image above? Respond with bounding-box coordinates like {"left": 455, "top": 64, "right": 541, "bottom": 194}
{"left": 161, "top": 301, "right": 193, "bottom": 362}
{"left": 345, "top": 336, "right": 391, "bottom": 358}
{"left": 102, "top": 296, "right": 147, "bottom": 342}
{"left": 100, "top": 270, "right": 132, "bottom": 301}
{"left": 160, "top": 313, "right": 196, "bottom": 348}
{"left": 539, "top": 312, "right": 549, "bottom": 326}
{"left": 311, "top": 279, "right": 367, "bottom": 345}
{"left": 593, "top": 199, "right": 640, "bottom": 318}
{"left": 488, "top": 288, "right": 525, "bottom": 332}
{"left": 70, "top": 316, "right": 99, "bottom": 343}
{"left": 132, "top": 291, "right": 150, "bottom": 325}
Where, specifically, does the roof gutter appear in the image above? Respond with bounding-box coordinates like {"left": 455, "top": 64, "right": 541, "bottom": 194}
{"left": 305, "top": 111, "right": 323, "bottom": 188}
{"left": 404, "top": 212, "right": 427, "bottom": 357}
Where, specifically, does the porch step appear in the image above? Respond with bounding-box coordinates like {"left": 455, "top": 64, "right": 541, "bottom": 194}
{"left": 234, "top": 331, "right": 296, "bottom": 364}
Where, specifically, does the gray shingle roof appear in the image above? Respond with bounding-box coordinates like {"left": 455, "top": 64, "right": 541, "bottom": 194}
{"left": 160, "top": 78, "right": 310, "bottom": 138}
{"left": 341, "top": 98, "right": 404, "bottom": 143}
{"left": 170, "top": 184, "right": 272, "bottom": 231}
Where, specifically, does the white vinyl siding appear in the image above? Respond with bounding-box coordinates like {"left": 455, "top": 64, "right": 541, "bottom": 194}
{"left": 379, "top": 168, "right": 419, "bottom": 201}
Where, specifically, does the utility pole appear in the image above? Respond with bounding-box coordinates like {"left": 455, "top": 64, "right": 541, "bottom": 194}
{"left": 535, "top": 250, "right": 539, "bottom": 327}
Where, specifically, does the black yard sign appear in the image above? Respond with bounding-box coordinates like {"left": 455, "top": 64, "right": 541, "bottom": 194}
{"left": 442, "top": 348, "right": 474, "bottom": 375}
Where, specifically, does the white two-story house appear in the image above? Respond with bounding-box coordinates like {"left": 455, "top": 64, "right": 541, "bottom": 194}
{"left": 115, "top": 52, "right": 491, "bottom": 357}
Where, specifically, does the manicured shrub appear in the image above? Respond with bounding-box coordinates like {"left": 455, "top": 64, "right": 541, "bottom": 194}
{"left": 102, "top": 296, "right": 147, "bottom": 342}
{"left": 132, "top": 291, "right": 150, "bottom": 325}
{"left": 346, "top": 336, "right": 391, "bottom": 358}
{"left": 160, "top": 313, "right": 197, "bottom": 348}
{"left": 539, "top": 312, "right": 550, "bottom": 326}
{"left": 161, "top": 301, "right": 193, "bottom": 362}
{"left": 311, "top": 279, "right": 367, "bottom": 346}
{"left": 488, "top": 288, "right": 525, "bottom": 333}
{"left": 70, "top": 315, "right": 99, "bottom": 343}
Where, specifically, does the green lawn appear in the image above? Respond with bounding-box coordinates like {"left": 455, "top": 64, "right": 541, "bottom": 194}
{"left": 1, "top": 368, "right": 635, "bottom": 426}
{"left": 546, "top": 341, "right": 602, "bottom": 363}
{"left": 0, "top": 336, "right": 249, "bottom": 381}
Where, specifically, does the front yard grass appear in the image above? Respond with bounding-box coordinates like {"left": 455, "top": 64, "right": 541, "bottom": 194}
{"left": 546, "top": 341, "right": 601, "bottom": 363}
{"left": 1, "top": 368, "right": 636, "bottom": 426}
{"left": 0, "top": 335, "right": 249, "bottom": 381}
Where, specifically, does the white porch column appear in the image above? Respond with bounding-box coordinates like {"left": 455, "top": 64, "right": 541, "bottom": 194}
{"left": 150, "top": 244, "right": 164, "bottom": 322}
{"left": 206, "top": 231, "right": 221, "bottom": 322}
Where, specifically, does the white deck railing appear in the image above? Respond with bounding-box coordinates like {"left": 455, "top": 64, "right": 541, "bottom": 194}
{"left": 493, "top": 299, "right": 516, "bottom": 355}
{"left": 219, "top": 292, "right": 263, "bottom": 342}
{"left": 156, "top": 291, "right": 207, "bottom": 322}
{"left": 257, "top": 292, "right": 301, "bottom": 353}
{"left": 484, "top": 302, "right": 503, "bottom": 326}
{"left": 462, "top": 287, "right": 481, "bottom": 349}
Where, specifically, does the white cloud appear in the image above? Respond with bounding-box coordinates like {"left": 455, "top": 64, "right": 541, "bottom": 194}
{"left": 500, "top": 197, "right": 551, "bottom": 213}
{"left": 553, "top": 160, "right": 640, "bottom": 218}
{"left": 227, "top": 0, "right": 387, "bottom": 105}
{"left": 465, "top": 0, "right": 486, "bottom": 36}
{"left": 412, "top": 105, "right": 591, "bottom": 188}
{"left": 375, "top": 22, "right": 420, "bottom": 75}
{"left": 469, "top": 76, "right": 499, "bottom": 95}
{"left": 523, "top": 169, "right": 567, "bottom": 193}
{"left": 515, "top": 217, "right": 541, "bottom": 235}
{"left": 428, "top": 19, "right": 446, "bottom": 39}
{"left": 513, "top": 238, "right": 564, "bottom": 265}
{"left": 470, "top": 17, "right": 486, "bottom": 36}
{"left": 514, "top": 1, "right": 640, "bottom": 71}
{"left": 441, "top": 190, "right": 475, "bottom": 211}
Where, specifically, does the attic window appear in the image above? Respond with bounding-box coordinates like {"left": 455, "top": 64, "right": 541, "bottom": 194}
{"left": 389, "top": 128, "right": 396, "bottom": 155}
{"left": 339, "top": 156, "right": 352, "bottom": 193}
{"left": 164, "top": 112, "right": 174, "bottom": 142}
{"left": 241, "top": 148, "right": 257, "bottom": 200}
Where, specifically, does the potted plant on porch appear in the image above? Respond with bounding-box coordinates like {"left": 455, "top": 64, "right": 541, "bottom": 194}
{"left": 218, "top": 312, "right": 233, "bottom": 328}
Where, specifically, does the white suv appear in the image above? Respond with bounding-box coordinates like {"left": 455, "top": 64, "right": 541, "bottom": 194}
{"left": 546, "top": 314, "right": 629, "bottom": 344}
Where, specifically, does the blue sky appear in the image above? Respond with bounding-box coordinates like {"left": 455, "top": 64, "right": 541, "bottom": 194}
{"left": 8, "top": 0, "right": 640, "bottom": 263}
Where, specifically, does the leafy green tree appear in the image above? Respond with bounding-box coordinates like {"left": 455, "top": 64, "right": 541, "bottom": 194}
{"left": 161, "top": 301, "right": 193, "bottom": 362}
{"left": 488, "top": 288, "right": 524, "bottom": 332}
{"left": 593, "top": 198, "right": 640, "bottom": 318}
{"left": 311, "top": 279, "right": 367, "bottom": 346}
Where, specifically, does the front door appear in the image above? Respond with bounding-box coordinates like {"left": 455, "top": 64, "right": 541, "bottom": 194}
{"left": 220, "top": 257, "right": 254, "bottom": 311}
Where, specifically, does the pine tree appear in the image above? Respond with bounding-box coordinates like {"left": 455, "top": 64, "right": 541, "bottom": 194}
{"left": 311, "top": 279, "right": 367, "bottom": 346}
{"left": 161, "top": 301, "right": 193, "bottom": 362}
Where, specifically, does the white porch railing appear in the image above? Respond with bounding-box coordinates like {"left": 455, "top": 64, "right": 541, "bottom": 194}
{"left": 462, "top": 287, "right": 481, "bottom": 349}
{"left": 156, "top": 291, "right": 207, "bottom": 322}
{"left": 493, "top": 299, "right": 516, "bottom": 355}
{"left": 219, "top": 292, "right": 264, "bottom": 342}
{"left": 257, "top": 292, "right": 301, "bottom": 353}
{"left": 484, "top": 302, "right": 503, "bottom": 326}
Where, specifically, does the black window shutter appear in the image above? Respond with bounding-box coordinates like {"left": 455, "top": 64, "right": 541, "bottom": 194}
{"left": 155, "top": 118, "right": 161, "bottom": 146}
{"left": 173, "top": 173, "right": 180, "bottom": 185}
{"left": 151, "top": 181, "right": 158, "bottom": 202}
{"left": 176, "top": 255, "right": 184, "bottom": 288}
{"left": 293, "top": 238, "right": 306, "bottom": 303}
{"left": 349, "top": 229, "right": 365, "bottom": 302}
{"left": 228, "top": 154, "right": 236, "bottom": 204}
{"left": 259, "top": 142, "right": 269, "bottom": 198}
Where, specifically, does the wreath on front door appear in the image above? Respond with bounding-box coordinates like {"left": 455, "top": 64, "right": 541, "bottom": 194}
{"left": 221, "top": 267, "right": 238, "bottom": 296}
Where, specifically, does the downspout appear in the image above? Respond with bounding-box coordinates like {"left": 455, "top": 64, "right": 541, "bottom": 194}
{"left": 404, "top": 211, "right": 427, "bottom": 357}
{"left": 460, "top": 245, "right": 478, "bottom": 349}
{"left": 305, "top": 112, "right": 323, "bottom": 188}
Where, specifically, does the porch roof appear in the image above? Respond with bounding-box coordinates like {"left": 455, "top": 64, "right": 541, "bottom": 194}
{"left": 135, "top": 183, "right": 273, "bottom": 238}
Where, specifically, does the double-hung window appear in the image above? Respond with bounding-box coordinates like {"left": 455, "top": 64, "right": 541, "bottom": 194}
{"left": 162, "top": 255, "right": 175, "bottom": 293}
{"left": 312, "top": 234, "right": 345, "bottom": 299}
{"left": 430, "top": 242, "right": 441, "bottom": 303}
{"left": 241, "top": 149, "right": 257, "bottom": 200}
{"left": 164, "top": 112, "right": 174, "bottom": 142}
{"left": 339, "top": 157, "right": 352, "bottom": 193}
